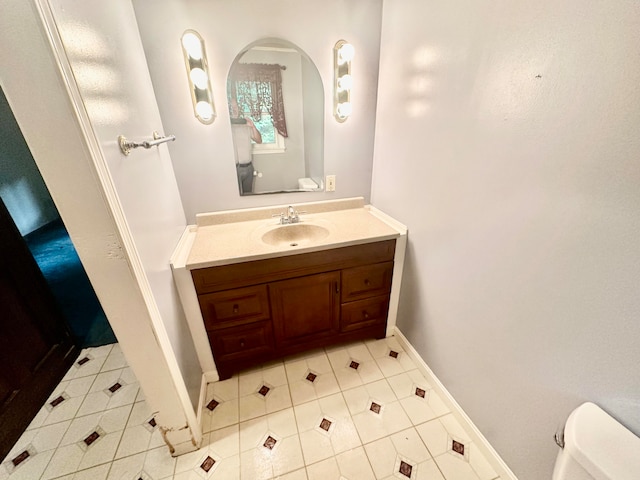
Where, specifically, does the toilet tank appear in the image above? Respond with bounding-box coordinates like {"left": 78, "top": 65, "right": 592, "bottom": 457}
{"left": 298, "top": 177, "right": 318, "bottom": 190}
{"left": 552, "top": 402, "right": 640, "bottom": 480}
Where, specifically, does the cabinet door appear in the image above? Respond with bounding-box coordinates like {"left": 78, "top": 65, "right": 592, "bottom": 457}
{"left": 270, "top": 271, "right": 340, "bottom": 348}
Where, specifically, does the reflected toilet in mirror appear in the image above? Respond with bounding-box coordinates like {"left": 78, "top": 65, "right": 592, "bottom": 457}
{"left": 226, "top": 38, "right": 324, "bottom": 195}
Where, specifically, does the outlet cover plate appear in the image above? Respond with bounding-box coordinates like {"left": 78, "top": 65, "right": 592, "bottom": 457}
{"left": 326, "top": 175, "right": 336, "bottom": 192}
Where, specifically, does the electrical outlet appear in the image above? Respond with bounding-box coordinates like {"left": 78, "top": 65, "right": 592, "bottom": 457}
{"left": 326, "top": 175, "right": 336, "bottom": 192}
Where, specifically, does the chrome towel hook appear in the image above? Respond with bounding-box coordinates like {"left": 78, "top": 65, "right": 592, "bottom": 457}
{"left": 118, "top": 131, "right": 176, "bottom": 156}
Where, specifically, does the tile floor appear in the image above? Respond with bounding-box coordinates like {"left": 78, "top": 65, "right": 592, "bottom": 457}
{"left": 1, "top": 338, "right": 502, "bottom": 480}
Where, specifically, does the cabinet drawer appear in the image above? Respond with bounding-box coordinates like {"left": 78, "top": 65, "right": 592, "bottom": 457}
{"left": 198, "top": 285, "right": 270, "bottom": 330}
{"left": 341, "top": 295, "right": 390, "bottom": 332}
{"left": 341, "top": 262, "right": 393, "bottom": 303}
{"left": 208, "top": 321, "right": 274, "bottom": 362}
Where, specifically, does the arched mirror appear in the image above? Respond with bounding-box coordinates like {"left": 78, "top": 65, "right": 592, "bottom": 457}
{"left": 227, "top": 38, "right": 324, "bottom": 195}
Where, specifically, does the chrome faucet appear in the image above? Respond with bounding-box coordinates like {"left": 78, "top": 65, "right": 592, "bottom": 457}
{"left": 272, "top": 205, "right": 303, "bottom": 224}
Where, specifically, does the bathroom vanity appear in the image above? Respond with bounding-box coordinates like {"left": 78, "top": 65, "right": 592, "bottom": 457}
{"left": 171, "top": 198, "right": 407, "bottom": 381}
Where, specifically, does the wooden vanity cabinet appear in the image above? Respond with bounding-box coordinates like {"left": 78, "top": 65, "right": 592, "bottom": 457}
{"left": 192, "top": 239, "right": 396, "bottom": 379}
{"left": 270, "top": 271, "right": 341, "bottom": 348}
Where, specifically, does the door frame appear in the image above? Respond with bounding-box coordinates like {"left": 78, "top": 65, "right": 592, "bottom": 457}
{"left": 0, "top": 0, "right": 201, "bottom": 454}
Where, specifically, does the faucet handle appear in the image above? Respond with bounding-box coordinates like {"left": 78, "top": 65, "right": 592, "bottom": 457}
{"left": 271, "top": 212, "right": 285, "bottom": 224}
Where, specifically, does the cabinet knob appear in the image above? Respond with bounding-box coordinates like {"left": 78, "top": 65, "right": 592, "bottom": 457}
{"left": 239, "top": 340, "right": 245, "bottom": 348}
{"left": 362, "top": 311, "right": 369, "bottom": 319}
{"left": 364, "top": 279, "right": 370, "bottom": 286}
{"left": 233, "top": 304, "right": 239, "bottom": 314}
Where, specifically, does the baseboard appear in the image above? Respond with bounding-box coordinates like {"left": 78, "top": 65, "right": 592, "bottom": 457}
{"left": 394, "top": 327, "right": 519, "bottom": 480}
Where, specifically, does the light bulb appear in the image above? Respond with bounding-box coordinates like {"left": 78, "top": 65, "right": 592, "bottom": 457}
{"left": 182, "top": 32, "right": 203, "bottom": 60}
{"left": 338, "top": 43, "right": 355, "bottom": 64}
{"left": 190, "top": 68, "right": 208, "bottom": 89}
{"left": 195, "top": 101, "right": 213, "bottom": 120}
{"left": 336, "top": 102, "right": 352, "bottom": 118}
{"left": 337, "top": 74, "right": 353, "bottom": 92}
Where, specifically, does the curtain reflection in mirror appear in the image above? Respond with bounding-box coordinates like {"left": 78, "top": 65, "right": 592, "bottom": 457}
{"left": 227, "top": 63, "right": 288, "bottom": 140}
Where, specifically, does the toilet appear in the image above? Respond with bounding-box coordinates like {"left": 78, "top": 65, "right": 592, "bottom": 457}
{"left": 552, "top": 402, "right": 640, "bottom": 480}
{"left": 298, "top": 177, "right": 318, "bottom": 190}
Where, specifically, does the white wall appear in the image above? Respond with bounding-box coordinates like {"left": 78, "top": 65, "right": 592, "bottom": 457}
{"left": 0, "top": 0, "right": 200, "bottom": 452}
{"left": 0, "top": 88, "right": 59, "bottom": 235}
{"left": 371, "top": 1, "right": 640, "bottom": 478}
{"left": 132, "top": 0, "right": 383, "bottom": 222}
{"left": 47, "top": 0, "right": 202, "bottom": 409}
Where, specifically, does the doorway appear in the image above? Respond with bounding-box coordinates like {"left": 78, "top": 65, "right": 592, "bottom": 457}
{"left": 0, "top": 86, "right": 116, "bottom": 348}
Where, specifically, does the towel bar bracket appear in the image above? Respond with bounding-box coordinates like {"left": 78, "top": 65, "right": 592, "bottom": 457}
{"left": 118, "top": 131, "right": 176, "bottom": 156}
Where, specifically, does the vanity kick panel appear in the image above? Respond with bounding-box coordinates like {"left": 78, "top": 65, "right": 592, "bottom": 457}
{"left": 191, "top": 240, "right": 396, "bottom": 379}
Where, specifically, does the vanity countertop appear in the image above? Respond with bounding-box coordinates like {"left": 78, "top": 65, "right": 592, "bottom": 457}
{"left": 183, "top": 198, "right": 404, "bottom": 270}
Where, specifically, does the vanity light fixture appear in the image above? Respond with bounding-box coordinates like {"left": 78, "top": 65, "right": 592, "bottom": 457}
{"left": 333, "top": 40, "right": 354, "bottom": 122}
{"left": 181, "top": 30, "right": 216, "bottom": 124}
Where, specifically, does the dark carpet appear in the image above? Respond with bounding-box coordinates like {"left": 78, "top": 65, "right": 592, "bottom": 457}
{"left": 24, "top": 219, "right": 116, "bottom": 348}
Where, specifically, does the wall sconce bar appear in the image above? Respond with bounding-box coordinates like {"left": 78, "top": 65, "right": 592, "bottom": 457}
{"left": 181, "top": 30, "right": 216, "bottom": 124}
{"left": 118, "top": 131, "right": 176, "bottom": 156}
{"left": 334, "top": 40, "right": 354, "bottom": 122}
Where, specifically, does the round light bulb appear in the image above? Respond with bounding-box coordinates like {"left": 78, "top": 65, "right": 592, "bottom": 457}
{"left": 182, "top": 32, "right": 203, "bottom": 60}
{"left": 195, "top": 101, "right": 213, "bottom": 121}
{"left": 338, "top": 43, "right": 355, "bottom": 64}
{"left": 190, "top": 68, "right": 208, "bottom": 89}
{"left": 336, "top": 101, "right": 352, "bottom": 118}
{"left": 337, "top": 74, "right": 353, "bottom": 91}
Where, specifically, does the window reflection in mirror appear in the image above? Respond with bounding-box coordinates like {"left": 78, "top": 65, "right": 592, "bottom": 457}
{"left": 226, "top": 38, "right": 324, "bottom": 196}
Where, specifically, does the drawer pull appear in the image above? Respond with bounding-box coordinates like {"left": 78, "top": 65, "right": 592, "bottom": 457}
{"left": 362, "top": 311, "right": 369, "bottom": 319}
{"left": 239, "top": 340, "right": 246, "bottom": 348}
{"left": 364, "top": 279, "right": 370, "bottom": 286}
{"left": 233, "top": 304, "right": 239, "bottom": 314}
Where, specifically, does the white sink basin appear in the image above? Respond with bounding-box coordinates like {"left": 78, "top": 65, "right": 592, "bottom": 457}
{"left": 261, "top": 223, "right": 330, "bottom": 247}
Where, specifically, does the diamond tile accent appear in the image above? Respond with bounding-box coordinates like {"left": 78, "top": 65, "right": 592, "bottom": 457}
{"left": 3, "top": 341, "right": 499, "bottom": 480}
{"left": 49, "top": 395, "right": 66, "bottom": 408}
{"left": 83, "top": 431, "right": 100, "bottom": 446}
{"left": 399, "top": 460, "right": 413, "bottom": 478}
{"left": 108, "top": 382, "right": 122, "bottom": 393}
{"left": 77, "top": 356, "right": 91, "bottom": 366}
{"left": 11, "top": 450, "right": 29, "bottom": 467}
{"left": 452, "top": 439, "right": 465, "bottom": 456}
{"left": 319, "top": 418, "right": 332, "bottom": 432}
{"left": 200, "top": 456, "right": 216, "bottom": 473}
{"left": 263, "top": 435, "right": 277, "bottom": 450}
